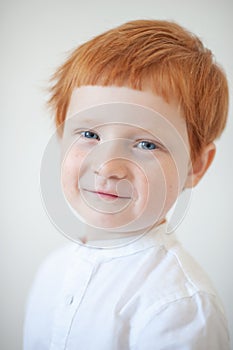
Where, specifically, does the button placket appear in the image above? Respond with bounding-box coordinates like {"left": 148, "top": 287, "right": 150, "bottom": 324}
{"left": 49, "top": 251, "right": 97, "bottom": 350}
{"left": 65, "top": 294, "right": 74, "bottom": 306}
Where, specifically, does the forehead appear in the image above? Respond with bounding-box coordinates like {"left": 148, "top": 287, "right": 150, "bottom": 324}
{"left": 66, "top": 85, "right": 189, "bottom": 143}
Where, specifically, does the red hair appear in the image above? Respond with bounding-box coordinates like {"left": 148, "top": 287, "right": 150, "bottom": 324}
{"left": 48, "top": 19, "right": 229, "bottom": 161}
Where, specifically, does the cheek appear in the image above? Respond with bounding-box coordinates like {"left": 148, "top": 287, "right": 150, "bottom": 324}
{"left": 160, "top": 159, "right": 182, "bottom": 213}
{"left": 143, "top": 157, "right": 180, "bottom": 210}
{"left": 61, "top": 146, "right": 86, "bottom": 193}
{"left": 134, "top": 161, "right": 165, "bottom": 214}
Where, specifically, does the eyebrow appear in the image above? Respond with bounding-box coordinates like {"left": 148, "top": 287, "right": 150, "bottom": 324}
{"left": 69, "top": 116, "right": 95, "bottom": 123}
{"left": 66, "top": 117, "right": 97, "bottom": 129}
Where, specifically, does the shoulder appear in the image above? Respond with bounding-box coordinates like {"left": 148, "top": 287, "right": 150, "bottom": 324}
{"left": 131, "top": 291, "right": 230, "bottom": 350}
{"left": 26, "top": 242, "right": 78, "bottom": 303}
{"left": 35, "top": 242, "right": 77, "bottom": 276}
{"left": 142, "top": 233, "right": 220, "bottom": 302}
{"left": 129, "top": 234, "right": 230, "bottom": 348}
{"left": 36, "top": 242, "right": 78, "bottom": 273}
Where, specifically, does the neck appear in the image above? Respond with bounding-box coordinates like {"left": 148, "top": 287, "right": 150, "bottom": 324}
{"left": 79, "top": 218, "right": 166, "bottom": 245}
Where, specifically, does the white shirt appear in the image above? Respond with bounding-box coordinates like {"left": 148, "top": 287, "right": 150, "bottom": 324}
{"left": 23, "top": 223, "right": 230, "bottom": 349}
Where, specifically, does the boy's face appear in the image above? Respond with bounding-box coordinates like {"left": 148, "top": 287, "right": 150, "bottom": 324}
{"left": 61, "top": 86, "right": 191, "bottom": 234}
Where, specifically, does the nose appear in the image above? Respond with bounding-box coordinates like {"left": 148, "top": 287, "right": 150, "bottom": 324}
{"left": 94, "top": 158, "right": 128, "bottom": 180}
{"left": 90, "top": 139, "right": 130, "bottom": 181}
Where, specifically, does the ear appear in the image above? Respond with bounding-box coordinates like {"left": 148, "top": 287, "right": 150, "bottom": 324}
{"left": 185, "top": 143, "right": 216, "bottom": 188}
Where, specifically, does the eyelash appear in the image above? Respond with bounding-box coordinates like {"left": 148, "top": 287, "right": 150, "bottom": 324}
{"left": 78, "top": 130, "right": 161, "bottom": 151}
{"left": 80, "top": 130, "right": 100, "bottom": 140}
{"left": 136, "top": 141, "right": 159, "bottom": 150}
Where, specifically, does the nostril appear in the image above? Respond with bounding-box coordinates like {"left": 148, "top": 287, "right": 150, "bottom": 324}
{"left": 93, "top": 160, "right": 128, "bottom": 180}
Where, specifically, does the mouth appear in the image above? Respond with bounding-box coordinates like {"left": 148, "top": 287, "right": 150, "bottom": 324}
{"left": 82, "top": 189, "right": 131, "bottom": 200}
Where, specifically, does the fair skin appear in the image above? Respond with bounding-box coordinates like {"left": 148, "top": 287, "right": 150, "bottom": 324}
{"left": 60, "top": 86, "right": 215, "bottom": 243}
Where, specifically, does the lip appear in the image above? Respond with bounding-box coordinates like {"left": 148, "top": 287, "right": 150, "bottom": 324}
{"left": 82, "top": 188, "right": 131, "bottom": 199}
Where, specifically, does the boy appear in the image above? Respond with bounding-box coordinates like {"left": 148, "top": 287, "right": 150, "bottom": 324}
{"left": 24, "top": 20, "right": 230, "bottom": 349}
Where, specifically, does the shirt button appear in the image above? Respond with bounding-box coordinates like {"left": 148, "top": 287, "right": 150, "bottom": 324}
{"left": 65, "top": 294, "right": 74, "bottom": 306}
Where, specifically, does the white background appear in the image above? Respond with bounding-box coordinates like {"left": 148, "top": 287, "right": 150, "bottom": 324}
{"left": 0, "top": 0, "right": 232, "bottom": 348}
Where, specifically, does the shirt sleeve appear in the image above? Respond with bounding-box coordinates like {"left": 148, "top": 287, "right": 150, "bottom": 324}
{"left": 131, "top": 292, "right": 230, "bottom": 350}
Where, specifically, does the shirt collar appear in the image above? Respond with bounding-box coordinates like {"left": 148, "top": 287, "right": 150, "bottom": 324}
{"left": 74, "top": 222, "right": 172, "bottom": 261}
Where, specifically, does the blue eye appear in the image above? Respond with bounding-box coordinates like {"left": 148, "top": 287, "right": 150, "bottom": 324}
{"left": 137, "top": 141, "right": 158, "bottom": 150}
{"left": 81, "top": 130, "right": 100, "bottom": 140}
